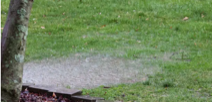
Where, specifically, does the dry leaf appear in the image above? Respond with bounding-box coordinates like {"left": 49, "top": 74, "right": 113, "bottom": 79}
{"left": 146, "top": 18, "right": 149, "bottom": 20}
{"left": 63, "top": 12, "right": 65, "bottom": 15}
{"left": 183, "top": 17, "right": 189, "bottom": 21}
{"left": 1, "top": 28, "right": 3, "bottom": 30}
{"left": 25, "top": 88, "right": 28, "bottom": 91}
{"left": 82, "top": 35, "right": 86, "bottom": 39}
{"left": 137, "top": 40, "right": 141, "bottom": 43}
{"left": 23, "top": 88, "right": 29, "bottom": 94}
{"left": 201, "top": 14, "right": 204, "bottom": 18}
{"left": 52, "top": 92, "right": 57, "bottom": 98}
{"left": 43, "top": 15, "right": 46, "bottom": 17}
{"left": 101, "top": 25, "right": 106, "bottom": 28}
{"left": 41, "top": 26, "right": 45, "bottom": 29}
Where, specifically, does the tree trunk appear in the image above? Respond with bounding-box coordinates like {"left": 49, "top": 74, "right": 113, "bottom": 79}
{"left": 1, "top": 0, "right": 33, "bottom": 101}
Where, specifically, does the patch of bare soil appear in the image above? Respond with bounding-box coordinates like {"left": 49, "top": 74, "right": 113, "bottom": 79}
{"left": 23, "top": 54, "right": 161, "bottom": 89}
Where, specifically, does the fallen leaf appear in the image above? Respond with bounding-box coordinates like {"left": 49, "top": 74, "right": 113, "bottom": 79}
{"left": 146, "top": 18, "right": 149, "bottom": 20}
{"left": 63, "top": 12, "right": 65, "bottom": 15}
{"left": 82, "top": 35, "right": 86, "bottom": 39}
{"left": 170, "top": 26, "right": 172, "bottom": 29}
{"left": 201, "top": 14, "right": 204, "bottom": 18}
{"left": 25, "top": 88, "right": 28, "bottom": 91}
{"left": 41, "top": 26, "right": 45, "bottom": 29}
{"left": 183, "top": 17, "right": 189, "bottom": 21}
{"left": 52, "top": 92, "right": 57, "bottom": 98}
{"left": 43, "top": 15, "right": 46, "bottom": 17}
{"left": 34, "top": 21, "right": 36, "bottom": 24}
{"left": 137, "top": 40, "right": 141, "bottom": 43}
{"left": 48, "top": 32, "right": 51, "bottom": 35}
{"left": 101, "top": 25, "right": 106, "bottom": 28}
{"left": 23, "top": 88, "right": 29, "bottom": 94}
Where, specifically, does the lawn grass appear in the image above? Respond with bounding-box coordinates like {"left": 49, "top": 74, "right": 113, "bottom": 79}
{"left": 1, "top": 0, "right": 212, "bottom": 101}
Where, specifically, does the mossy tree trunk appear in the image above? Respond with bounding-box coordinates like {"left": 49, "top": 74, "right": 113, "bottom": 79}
{"left": 1, "top": 0, "right": 33, "bottom": 101}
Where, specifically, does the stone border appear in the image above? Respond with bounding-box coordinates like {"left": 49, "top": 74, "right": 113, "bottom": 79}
{"left": 22, "top": 83, "right": 104, "bottom": 102}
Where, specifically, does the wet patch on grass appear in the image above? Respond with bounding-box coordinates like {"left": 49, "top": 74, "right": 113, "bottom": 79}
{"left": 23, "top": 53, "right": 161, "bottom": 89}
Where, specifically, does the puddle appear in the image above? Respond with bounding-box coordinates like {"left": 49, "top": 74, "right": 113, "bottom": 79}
{"left": 23, "top": 54, "right": 161, "bottom": 89}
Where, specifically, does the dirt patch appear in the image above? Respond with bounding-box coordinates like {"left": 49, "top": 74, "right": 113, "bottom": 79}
{"left": 23, "top": 54, "right": 161, "bottom": 89}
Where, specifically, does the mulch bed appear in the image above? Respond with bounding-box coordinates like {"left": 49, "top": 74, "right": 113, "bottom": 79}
{"left": 20, "top": 88, "right": 71, "bottom": 102}
{"left": 19, "top": 84, "right": 104, "bottom": 102}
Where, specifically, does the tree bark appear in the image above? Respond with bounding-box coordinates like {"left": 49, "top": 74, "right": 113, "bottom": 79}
{"left": 1, "top": 0, "right": 33, "bottom": 101}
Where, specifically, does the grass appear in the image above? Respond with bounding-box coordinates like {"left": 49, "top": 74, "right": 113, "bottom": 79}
{"left": 1, "top": 0, "right": 212, "bottom": 101}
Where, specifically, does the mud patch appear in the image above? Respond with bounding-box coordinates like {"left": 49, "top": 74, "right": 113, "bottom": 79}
{"left": 23, "top": 54, "right": 161, "bottom": 89}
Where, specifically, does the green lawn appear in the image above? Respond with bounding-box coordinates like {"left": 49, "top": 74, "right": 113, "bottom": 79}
{"left": 1, "top": 0, "right": 212, "bottom": 101}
